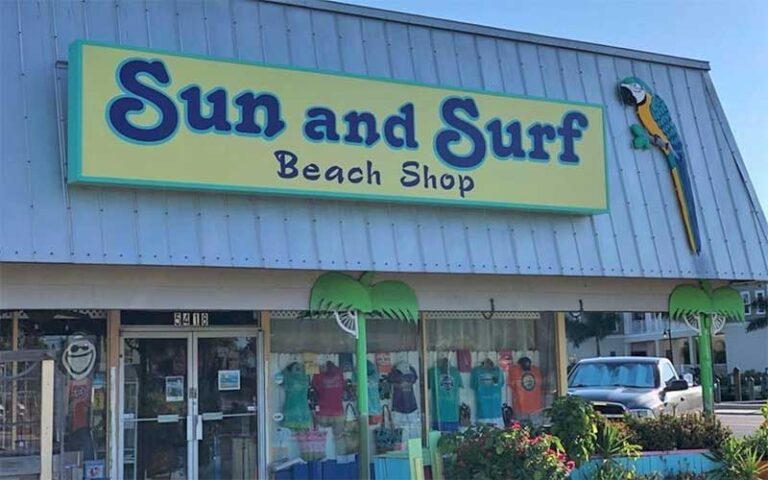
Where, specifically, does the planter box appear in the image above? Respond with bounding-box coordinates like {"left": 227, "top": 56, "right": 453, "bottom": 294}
{"left": 760, "top": 460, "right": 768, "bottom": 479}
{"left": 570, "top": 449, "right": 720, "bottom": 479}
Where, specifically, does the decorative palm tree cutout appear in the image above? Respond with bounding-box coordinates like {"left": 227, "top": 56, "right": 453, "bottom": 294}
{"left": 309, "top": 271, "right": 418, "bottom": 479}
{"left": 668, "top": 281, "right": 744, "bottom": 414}
{"left": 309, "top": 271, "right": 419, "bottom": 337}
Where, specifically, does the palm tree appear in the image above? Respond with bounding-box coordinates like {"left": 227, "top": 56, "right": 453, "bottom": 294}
{"left": 565, "top": 312, "right": 620, "bottom": 357}
{"left": 309, "top": 272, "right": 418, "bottom": 480}
{"left": 668, "top": 281, "right": 744, "bottom": 414}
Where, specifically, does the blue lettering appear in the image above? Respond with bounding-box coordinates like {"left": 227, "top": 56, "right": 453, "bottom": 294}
{"left": 304, "top": 107, "right": 339, "bottom": 142}
{"left": 486, "top": 119, "right": 525, "bottom": 159}
{"left": 178, "top": 86, "right": 231, "bottom": 133}
{"left": 384, "top": 103, "right": 418, "bottom": 149}
{"left": 275, "top": 150, "right": 298, "bottom": 178}
{"left": 325, "top": 165, "right": 344, "bottom": 183}
{"left": 527, "top": 123, "right": 557, "bottom": 161}
{"left": 348, "top": 167, "right": 364, "bottom": 184}
{"left": 108, "top": 59, "right": 178, "bottom": 144}
{"left": 557, "top": 111, "right": 589, "bottom": 164}
{"left": 400, "top": 161, "right": 420, "bottom": 188}
{"left": 303, "top": 163, "right": 321, "bottom": 181}
{"left": 234, "top": 92, "right": 286, "bottom": 138}
{"left": 400, "top": 160, "right": 475, "bottom": 198}
{"left": 343, "top": 111, "right": 380, "bottom": 146}
{"left": 434, "top": 97, "right": 486, "bottom": 169}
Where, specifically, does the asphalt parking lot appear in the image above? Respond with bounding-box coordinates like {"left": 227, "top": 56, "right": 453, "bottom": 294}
{"left": 715, "top": 402, "right": 765, "bottom": 438}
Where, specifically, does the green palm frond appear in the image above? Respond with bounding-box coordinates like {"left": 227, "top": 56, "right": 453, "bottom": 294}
{"left": 309, "top": 272, "right": 372, "bottom": 315}
{"left": 668, "top": 283, "right": 744, "bottom": 322}
{"left": 669, "top": 284, "right": 711, "bottom": 319}
{"left": 710, "top": 286, "right": 745, "bottom": 322}
{"left": 369, "top": 280, "right": 419, "bottom": 323}
{"left": 308, "top": 272, "right": 419, "bottom": 324}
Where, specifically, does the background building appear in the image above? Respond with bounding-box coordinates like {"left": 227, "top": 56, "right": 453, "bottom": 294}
{"left": 725, "top": 283, "right": 768, "bottom": 373}
{"left": 567, "top": 312, "right": 726, "bottom": 377}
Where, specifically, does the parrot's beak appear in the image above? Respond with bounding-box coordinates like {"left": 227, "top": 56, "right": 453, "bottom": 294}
{"left": 619, "top": 84, "right": 636, "bottom": 105}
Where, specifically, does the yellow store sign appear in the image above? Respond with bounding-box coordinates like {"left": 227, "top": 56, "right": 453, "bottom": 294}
{"left": 68, "top": 41, "right": 607, "bottom": 213}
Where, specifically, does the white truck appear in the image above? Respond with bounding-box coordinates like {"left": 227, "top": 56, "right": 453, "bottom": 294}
{"left": 567, "top": 356, "right": 703, "bottom": 418}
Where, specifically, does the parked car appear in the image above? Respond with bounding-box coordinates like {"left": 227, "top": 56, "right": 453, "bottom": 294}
{"left": 567, "top": 356, "right": 703, "bottom": 418}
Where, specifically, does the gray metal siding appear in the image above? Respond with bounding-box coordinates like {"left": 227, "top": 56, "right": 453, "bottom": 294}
{"left": 1, "top": 0, "right": 767, "bottom": 280}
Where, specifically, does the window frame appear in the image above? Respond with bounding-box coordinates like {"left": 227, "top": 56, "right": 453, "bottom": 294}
{"left": 659, "top": 361, "right": 677, "bottom": 386}
{"left": 756, "top": 290, "right": 765, "bottom": 315}
{"left": 742, "top": 291, "right": 752, "bottom": 316}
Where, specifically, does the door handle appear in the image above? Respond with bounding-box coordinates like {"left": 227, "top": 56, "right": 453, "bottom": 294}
{"left": 157, "top": 414, "right": 180, "bottom": 423}
{"left": 202, "top": 411, "right": 224, "bottom": 421}
{"left": 195, "top": 414, "right": 203, "bottom": 441}
{"left": 187, "top": 412, "right": 194, "bottom": 441}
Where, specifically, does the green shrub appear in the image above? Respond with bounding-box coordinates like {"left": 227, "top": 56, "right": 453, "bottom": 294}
{"left": 546, "top": 395, "right": 599, "bottom": 466}
{"left": 624, "top": 413, "right": 677, "bottom": 451}
{"left": 707, "top": 436, "right": 768, "bottom": 480}
{"left": 624, "top": 413, "right": 732, "bottom": 453}
{"left": 742, "top": 428, "right": 768, "bottom": 459}
{"left": 438, "top": 423, "right": 574, "bottom": 480}
{"left": 589, "top": 419, "right": 641, "bottom": 480}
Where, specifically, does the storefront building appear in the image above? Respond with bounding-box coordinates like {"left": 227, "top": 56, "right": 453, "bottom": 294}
{"left": 1, "top": 0, "right": 766, "bottom": 479}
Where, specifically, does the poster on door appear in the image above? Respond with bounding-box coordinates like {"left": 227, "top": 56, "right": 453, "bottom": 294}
{"left": 165, "top": 376, "right": 185, "bottom": 402}
{"left": 218, "top": 370, "right": 241, "bottom": 391}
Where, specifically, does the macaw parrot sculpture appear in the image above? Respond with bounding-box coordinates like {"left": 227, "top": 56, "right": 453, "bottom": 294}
{"left": 619, "top": 77, "right": 701, "bottom": 254}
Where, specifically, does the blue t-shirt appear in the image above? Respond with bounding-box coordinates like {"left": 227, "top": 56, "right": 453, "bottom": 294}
{"left": 428, "top": 366, "right": 463, "bottom": 423}
{"left": 470, "top": 365, "right": 504, "bottom": 420}
{"left": 354, "top": 360, "right": 382, "bottom": 414}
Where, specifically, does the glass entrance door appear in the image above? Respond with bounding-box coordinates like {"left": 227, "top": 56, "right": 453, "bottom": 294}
{"left": 195, "top": 335, "right": 259, "bottom": 480}
{"left": 121, "top": 330, "right": 260, "bottom": 480}
{"left": 121, "top": 336, "right": 190, "bottom": 480}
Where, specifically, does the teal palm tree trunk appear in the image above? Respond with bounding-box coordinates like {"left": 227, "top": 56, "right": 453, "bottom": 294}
{"left": 668, "top": 282, "right": 743, "bottom": 416}
{"left": 356, "top": 313, "right": 371, "bottom": 480}
{"left": 308, "top": 272, "right": 418, "bottom": 480}
{"left": 698, "top": 314, "right": 714, "bottom": 414}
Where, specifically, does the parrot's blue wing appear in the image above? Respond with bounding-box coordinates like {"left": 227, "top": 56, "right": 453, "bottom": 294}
{"left": 650, "top": 95, "right": 702, "bottom": 253}
{"left": 649, "top": 95, "right": 682, "bottom": 151}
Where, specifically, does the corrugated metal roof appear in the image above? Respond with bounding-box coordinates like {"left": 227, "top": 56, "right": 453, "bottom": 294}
{"left": 1, "top": 0, "right": 766, "bottom": 280}
{"left": 275, "top": 0, "right": 711, "bottom": 70}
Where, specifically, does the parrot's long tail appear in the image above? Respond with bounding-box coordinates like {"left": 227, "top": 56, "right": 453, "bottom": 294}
{"left": 668, "top": 152, "right": 701, "bottom": 254}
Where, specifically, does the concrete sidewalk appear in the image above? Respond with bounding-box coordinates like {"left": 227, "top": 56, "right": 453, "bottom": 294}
{"left": 715, "top": 401, "right": 766, "bottom": 415}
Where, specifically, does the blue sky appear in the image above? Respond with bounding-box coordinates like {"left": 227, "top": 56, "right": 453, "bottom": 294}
{"left": 342, "top": 0, "right": 768, "bottom": 210}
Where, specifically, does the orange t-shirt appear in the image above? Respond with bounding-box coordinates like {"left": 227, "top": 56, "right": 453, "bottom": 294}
{"left": 508, "top": 365, "right": 543, "bottom": 415}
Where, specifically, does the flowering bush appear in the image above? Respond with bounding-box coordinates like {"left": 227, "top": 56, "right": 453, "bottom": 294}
{"left": 438, "top": 423, "right": 574, "bottom": 480}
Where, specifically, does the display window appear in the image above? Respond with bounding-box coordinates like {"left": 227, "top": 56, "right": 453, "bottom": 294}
{"left": 425, "top": 312, "right": 558, "bottom": 429}
{"left": 268, "top": 312, "right": 421, "bottom": 477}
{"left": 0, "top": 310, "right": 108, "bottom": 479}
{"left": 267, "top": 310, "right": 562, "bottom": 478}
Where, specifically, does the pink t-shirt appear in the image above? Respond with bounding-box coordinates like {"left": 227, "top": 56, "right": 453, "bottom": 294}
{"left": 312, "top": 363, "right": 345, "bottom": 417}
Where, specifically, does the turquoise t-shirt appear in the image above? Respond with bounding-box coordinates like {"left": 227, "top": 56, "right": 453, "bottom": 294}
{"left": 281, "top": 363, "right": 312, "bottom": 430}
{"left": 470, "top": 365, "right": 504, "bottom": 420}
{"left": 428, "top": 366, "right": 463, "bottom": 423}
{"left": 355, "top": 360, "right": 382, "bottom": 415}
